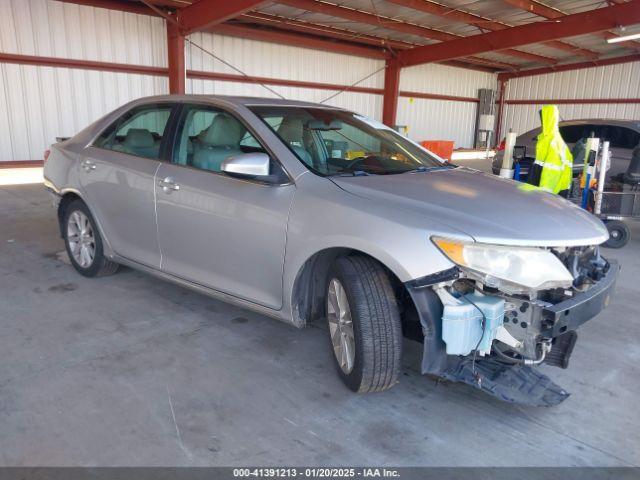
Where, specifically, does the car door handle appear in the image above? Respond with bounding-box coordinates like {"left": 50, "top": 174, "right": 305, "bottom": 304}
{"left": 81, "top": 159, "right": 96, "bottom": 172}
{"left": 158, "top": 177, "right": 180, "bottom": 193}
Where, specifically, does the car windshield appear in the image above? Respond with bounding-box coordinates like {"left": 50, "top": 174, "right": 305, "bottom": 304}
{"left": 248, "top": 106, "right": 446, "bottom": 176}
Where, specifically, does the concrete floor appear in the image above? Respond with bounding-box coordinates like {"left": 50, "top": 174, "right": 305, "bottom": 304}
{"left": 0, "top": 183, "right": 639, "bottom": 467}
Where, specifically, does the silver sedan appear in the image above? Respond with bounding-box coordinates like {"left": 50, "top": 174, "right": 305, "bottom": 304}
{"left": 44, "top": 95, "right": 617, "bottom": 404}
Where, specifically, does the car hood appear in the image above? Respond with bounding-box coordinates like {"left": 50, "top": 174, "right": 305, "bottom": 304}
{"left": 331, "top": 167, "right": 608, "bottom": 247}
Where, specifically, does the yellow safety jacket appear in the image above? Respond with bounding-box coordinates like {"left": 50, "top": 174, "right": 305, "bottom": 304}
{"left": 534, "top": 105, "right": 573, "bottom": 194}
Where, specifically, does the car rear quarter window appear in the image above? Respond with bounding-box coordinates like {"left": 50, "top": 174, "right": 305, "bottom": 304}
{"left": 93, "top": 104, "right": 173, "bottom": 160}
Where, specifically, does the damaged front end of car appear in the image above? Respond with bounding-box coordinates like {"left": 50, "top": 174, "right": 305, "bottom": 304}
{"left": 405, "top": 240, "right": 619, "bottom": 406}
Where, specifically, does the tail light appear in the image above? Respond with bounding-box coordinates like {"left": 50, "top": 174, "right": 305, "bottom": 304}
{"left": 497, "top": 138, "right": 506, "bottom": 151}
{"left": 43, "top": 149, "right": 51, "bottom": 164}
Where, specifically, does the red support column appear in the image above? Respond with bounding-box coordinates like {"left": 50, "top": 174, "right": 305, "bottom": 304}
{"left": 382, "top": 57, "right": 400, "bottom": 128}
{"left": 494, "top": 77, "right": 507, "bottom": 147}
{"left": 167, "top": 21, "right": 185, "bottom": 95}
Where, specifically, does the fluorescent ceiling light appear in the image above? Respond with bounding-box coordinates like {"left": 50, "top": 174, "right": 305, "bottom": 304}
{"left": 607, "top": 32, "right": 640, "bottom": 44}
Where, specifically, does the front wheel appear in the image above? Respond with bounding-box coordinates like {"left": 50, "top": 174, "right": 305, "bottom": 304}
{"left": 603, "top": 220, "right": 630, "bottom": 249}
{"left": 325, "top": 256, "right": 402, "bottom": 393}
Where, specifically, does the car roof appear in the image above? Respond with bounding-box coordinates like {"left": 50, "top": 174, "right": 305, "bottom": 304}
{"left": 522, "top": 118, "right": 640, "bottom": 133}
{"left": 559, "top": 119, "right": 640, "bottom": 129}
{"left": 131, "top": 94, "right": 349, "bottom": 110}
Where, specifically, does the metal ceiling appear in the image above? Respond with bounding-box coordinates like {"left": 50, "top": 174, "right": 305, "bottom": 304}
{"left": 109, "top": 0, "right": 640, "bottom": 73}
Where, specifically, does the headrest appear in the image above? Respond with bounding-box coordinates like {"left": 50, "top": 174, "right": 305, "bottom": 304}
{"left": 124, "top": 128, "right": 155, "bottom": 148}
{"left": 277, "top": 117, "right": 304, "bottom": 144}
{"left": 199, "top": 114, "right": 245, "bottom": 147}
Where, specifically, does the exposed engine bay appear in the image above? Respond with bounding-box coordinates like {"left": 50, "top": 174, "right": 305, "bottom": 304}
{"left": 462, "top": 245, "right": 609, "bottom": 364}
{"left": 405, "top": 245, "right": 619, "bottom": 406}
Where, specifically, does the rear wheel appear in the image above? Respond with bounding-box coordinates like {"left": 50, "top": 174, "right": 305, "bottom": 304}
{"left": 603, "top": 220, "right": 630, "bottom": 249}
{"left": 63, "top": 199, "right": 119, "bottom": 277}
{"left": 325, "top": 255, "right": 402, "bottom": 393}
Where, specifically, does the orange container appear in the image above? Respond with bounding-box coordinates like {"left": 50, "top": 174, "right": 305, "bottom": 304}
{"left": 421, "top": 140, "right": 455, "bottom": 160}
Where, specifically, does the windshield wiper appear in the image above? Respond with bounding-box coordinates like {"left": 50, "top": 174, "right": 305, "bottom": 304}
{"left": 404, "top": 165, "right": 453, "bottom": 174}
{"left": 332, "top": 169, "right": 374, "bottom": 177}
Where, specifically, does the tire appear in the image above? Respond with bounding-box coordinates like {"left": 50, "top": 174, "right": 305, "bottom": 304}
{"left": 325, "top": 255, "right": 402, "bottom": 393}
{"left": 603, "top": 220, "right": 630, "bottom": 249}
{"left": 63, "top": 199, "right": 119, "bottom": 277}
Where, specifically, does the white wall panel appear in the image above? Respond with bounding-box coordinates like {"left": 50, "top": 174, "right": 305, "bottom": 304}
{"left": 0, "top": 63, "right": 167, "bottom": 160}
{"left": 506, "top": 62, "right": 640, "bottom": 101}
{"left": 501, "top": 61, "right": 640, "bottom": 137}
{"left": 0, "top": 0, "right": 167, "bottom": 66}
{"left": 400, "top": 63, "right": 497, "bottom": 97}
{"left": 397, "top": 64, "right": 497, "bottom": 148}
{"left": 397, "top": 97, "right": 480, "bottom": 148}
{"left": 186, "top": 32, "right": 385, "bottom": 89}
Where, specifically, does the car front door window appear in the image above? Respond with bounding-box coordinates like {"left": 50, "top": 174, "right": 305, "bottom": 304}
{"left": 174, "top": 106, "right": 269, "bottom": 174}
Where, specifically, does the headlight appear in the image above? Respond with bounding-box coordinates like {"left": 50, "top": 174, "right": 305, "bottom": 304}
{"left": 432, "top": 237, "right": 573, "bottom": 291}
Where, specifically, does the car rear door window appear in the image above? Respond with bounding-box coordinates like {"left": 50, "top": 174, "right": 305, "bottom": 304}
{"left": 94, "top": 104, "right": 173, "bottom": 160}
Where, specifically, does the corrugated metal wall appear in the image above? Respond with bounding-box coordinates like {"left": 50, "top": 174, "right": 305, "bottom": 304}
{"left": 185, "top": 31, "right": 385, "bottom": 120}
{"left": 0, "top": 0, "right": 496, "bottom": 160}
{"left": 0, "top": 0, "right": 168, "bottom": 160}
{"left": 398, "top": 64, "right": 497, "bottom": 148}
{"left": 501, "top": 61, "right": 640, "bottom": 137}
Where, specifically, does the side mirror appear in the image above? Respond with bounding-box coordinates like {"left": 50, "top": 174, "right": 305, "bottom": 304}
{"left": 221, "top": 153, "right": 270, "bottom": 178}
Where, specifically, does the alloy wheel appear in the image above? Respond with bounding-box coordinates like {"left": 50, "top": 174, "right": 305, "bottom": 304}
{"left": 67, "top": 210, "right": 95, "bottom": 268}
{"left": 327, "top": 278, "right": 356, "bottom": 374}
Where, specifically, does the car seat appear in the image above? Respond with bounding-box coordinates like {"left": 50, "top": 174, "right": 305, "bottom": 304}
{"left": 623, "top": 144, "right": 640, "bottom": 186}
{"left": 114, "top": 128, "right": 158, "bottom": 158}
{"left": 193, "top": 114, "right": 245, "bottom": 172}
{"left": 277, "top": 117, "right": 314, "bottom": 166}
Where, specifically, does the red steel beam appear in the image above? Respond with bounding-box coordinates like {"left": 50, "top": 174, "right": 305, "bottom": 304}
{"left": 450, "top": 57, "right": 516, "bottom": 71}
{"left": 167, "top": 21, "right": 186, "bottom": 94}
{"left": 277, "top": 0, "right": 557, "bottom": 65}
{"left": 177, "top": 0, "right": 268, "bottom": 34}
{"left": 382, "top": 58, "right": 401, "bottom": 127}
{"left": 498, "top": 53, "right": 640, "bottom": 80}
{"left": 506, "top": 98, "right": 640, "bottom": 105}
{"left": 188, "top": 69, "right": 485, "bottom": 101}
{"left": 208, "top": 23, "right": 388, "bottom": 59}
{"left": 237, "top": 12, "right": 414, "bottom": 50}
{"left": 501, "top": 0, "right": 565, "bottom": 19}
{"left": 188, "top": 69, "right": 384, "bottom": 94}
{"left": 235, "top": 13, "right": 515, "bottom": 70}
{"left": 441, "top": 60, "right": 498, "bottom": 73}
{"left": 54, "top": 0, "right": 161, "bottom": 15}
{"left": 0, "top": 52, "right": 488, "bottom": 104}
{"left": 387, "top": 0, "right": 597, "bottom": 59}
{"left": 54, "top": 0, "right": 510, "bottom": 70}
{"left": 277, "top": 0, "right": 458, "bottom": 42}
{"left": 399, "top": 1, "right": 640, "bottom": 67}
{"left": 494, "top": 78, "right": 507, "bottom": 146}
{"left": 0, "top": 51, "right": 168, "bottom": 76}
{"left": 501, "top": 0, "right": 640, "bottom": 48}
{"left": 0, "top": 51, "right": 487, "bottom": 103}
{"left": 239, "top": 14, "right": 517, "bottom": 70}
